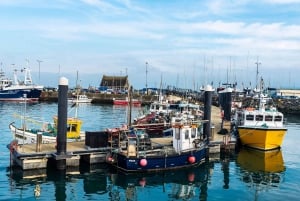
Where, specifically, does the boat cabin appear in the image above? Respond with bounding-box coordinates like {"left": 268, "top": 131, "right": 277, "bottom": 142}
{"left": 53, "top": 116, "right": 82, "bottom": 138}
{"left": 149, "top": 101, "right": 171, "bottom": 114}
{"left": 172, "top": 117, "right": 202, "bottom": 152}
{"left": 236, "top": 108, "right": 284, "bottom": 128}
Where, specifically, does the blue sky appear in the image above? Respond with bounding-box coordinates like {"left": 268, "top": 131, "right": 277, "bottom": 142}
{"left": 0, "top": 0, "right": 300, "bottom": 90}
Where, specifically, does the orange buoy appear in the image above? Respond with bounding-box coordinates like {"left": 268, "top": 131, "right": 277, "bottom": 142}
{"left": 188, "top": 156, "right": 196, "bottom": 164}
{"left": 139, "top": 158, "right": 147, "bottom": 167}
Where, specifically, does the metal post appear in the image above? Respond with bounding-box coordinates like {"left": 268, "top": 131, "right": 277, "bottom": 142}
{"left": 56, "top": 77, "right": 68, "bottom": 170}
{"left": 203, "top": 85, "right": 214, "bottom": 144}
{"left": 224, "top": 88, "right": 232, "bottom": 121}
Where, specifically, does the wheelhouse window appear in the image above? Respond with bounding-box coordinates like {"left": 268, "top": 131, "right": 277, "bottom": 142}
{"left": 255, "top": 115, "right": 263, "bottom": 121}
{"left": 175, "top": 128, "right": 180, "bottom": 139}
{"left": 246, "top": 114, "right": 254, "bottom": 121}
{"left": 191, "top": 128, "right": 196, "bottom": 138}
{"left": 275, "top": 115, "right": 283, "bottom": 122}
{"left": 265, "top": 115, "right": 273, "bottom": 121}
{"left": 185, "top": 130, "right": 189, "bottom": 139}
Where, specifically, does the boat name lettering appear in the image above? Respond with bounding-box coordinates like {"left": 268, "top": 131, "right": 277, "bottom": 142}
{"left": 128, "top": 159, "right": 136, "bottom": 162}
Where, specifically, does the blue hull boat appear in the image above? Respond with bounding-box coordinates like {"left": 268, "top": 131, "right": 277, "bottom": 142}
{"left": 107, "top": 117, "right": 208, "bottom": 172}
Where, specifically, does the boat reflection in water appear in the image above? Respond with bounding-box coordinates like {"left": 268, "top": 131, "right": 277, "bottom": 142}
{"left": 8, "top": 162, "right": 213, "bottom": 201}
{"left": 237, "top": 148, "right": 285, "bottom": 199}
{"left": 107, "top": 163, "right": 212, "bottom": 201}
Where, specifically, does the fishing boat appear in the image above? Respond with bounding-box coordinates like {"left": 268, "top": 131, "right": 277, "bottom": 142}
{"left": 113, "top": 97, "right": 141, "bottom": 106}
{"left": 234, "top": 92, "right": 287, "bottom": 150}
{"left": 0, "top": 67, "right": 43, "bottom": 102}
{"left": 133, "top": 101, "right": 203, "bottom": 138}
{"left": 9, "top": 116, "right": 84, "bottom": 144}
{"left": 68, "top": 94, "right": 92, "bottom": 103}
{"left": 9, "top": 94, "right": 85, "bottom": 144}
{"left": 106, "top": 117, "right": 207, "bottom": 172}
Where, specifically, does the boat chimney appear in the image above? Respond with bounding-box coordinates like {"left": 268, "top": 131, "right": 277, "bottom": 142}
{"left": 56, "top": 77, "right": 68, "bottom": 170}
{"left": 203, "top": 85, "right": 214, "bottom": 143}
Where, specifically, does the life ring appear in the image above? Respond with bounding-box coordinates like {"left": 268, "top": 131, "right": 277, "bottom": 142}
{"left": 9, "top": 140, "right": 18, "bottom": 153}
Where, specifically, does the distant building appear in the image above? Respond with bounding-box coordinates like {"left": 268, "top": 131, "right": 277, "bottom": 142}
{"left": 276, "top": 89, "right": 300, "bottom": 99}
{"left": 99, "top": 75, "right": 129, "bottom": 93}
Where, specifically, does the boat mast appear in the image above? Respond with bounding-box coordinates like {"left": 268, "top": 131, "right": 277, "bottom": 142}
{"left": 75, "top": 70, "right": 79, "bottom": 118}
{"left": 24, "top": 59, "right": 33, "bottom": 85}
{"left": 159, "top": 73, "right": 163, "bottom": 102}
{"left": 255, "top": 57, "right": 261, "bottom": 92}
{"left": 127, "top": 85, "right": 132, "bottom": 127}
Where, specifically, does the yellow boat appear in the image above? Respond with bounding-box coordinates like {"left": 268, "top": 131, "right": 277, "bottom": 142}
{"left": 234, "top": 95, "right": 287, "bottom": 150}
{"left": 238, "top": 127, "right": 287, "bottom": 150}
{"left": 10, "top": 116, "right": 83, "bottom": 144}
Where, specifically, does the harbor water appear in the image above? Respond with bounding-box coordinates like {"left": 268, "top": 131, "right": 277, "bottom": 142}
{"left": 0, "top": 102, "right": 300, "bottom": 201}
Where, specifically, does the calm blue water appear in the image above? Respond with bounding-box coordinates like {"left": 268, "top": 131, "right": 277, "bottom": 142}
{"left": 0, "top": 102, "right": 299, "bottom": 201}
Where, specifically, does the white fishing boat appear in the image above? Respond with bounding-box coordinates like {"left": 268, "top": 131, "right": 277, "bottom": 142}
{"left": 68, "top": 94, "right": 92, "bottom": 103}
{"left": 9, "top": 93, "right": 85, "bottom": 144}
{"left": 9, "top": 116, "right": 85, "bottom": 144}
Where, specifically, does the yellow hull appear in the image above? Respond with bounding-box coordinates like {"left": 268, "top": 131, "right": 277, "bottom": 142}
{"left": 238, "top": 127, "right": 287, "bottom": 150}
{"left": 237, "top": 148, "right": 284, "bottom": 173}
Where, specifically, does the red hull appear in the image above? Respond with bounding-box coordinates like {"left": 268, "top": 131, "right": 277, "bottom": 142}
{"left": 113, "top": 99, "right": 141, "bottom": 106}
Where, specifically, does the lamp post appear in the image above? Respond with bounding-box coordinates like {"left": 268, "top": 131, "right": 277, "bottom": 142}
{"left": 37, "top": 60, "right": 43, "bottom": 83}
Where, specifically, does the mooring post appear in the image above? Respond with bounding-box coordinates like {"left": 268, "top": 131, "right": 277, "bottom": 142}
{"left": 56, "top": 77, "right": 68, "bottom": 170}
{"left": 203, "top": 85, "right": 214, "bottom": 144}
{"left": 36, "top": 132, "right": 42, "bottom": 152}
{"left": 223, "top": 88, "right": 232, "bottom": 121}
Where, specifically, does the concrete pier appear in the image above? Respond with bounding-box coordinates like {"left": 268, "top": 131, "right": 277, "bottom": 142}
{"left": 10, "top": 141, "right": 109, "bottom": 170}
